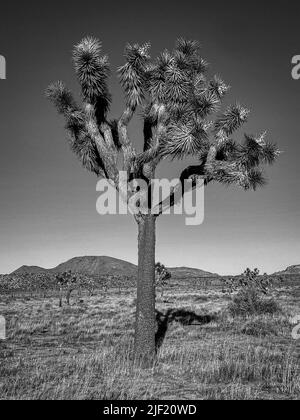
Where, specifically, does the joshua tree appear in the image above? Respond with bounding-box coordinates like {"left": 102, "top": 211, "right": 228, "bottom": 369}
{"left": 155, "top": 263, "right": 171, "bottom": 299}
{"left": 76, "top": 273, "right": 96, "bottom": 298}
{"left": 224, "top": 268, "right": 275, "bottom": 296}
{"left": 226, "top": 268, "right": 281, "bottom": 316}
{"left": 46, "top": 37, "right": 280, "bottom": 364}
{"left": 56, "top": 271, "right": 78, "bottom": 307}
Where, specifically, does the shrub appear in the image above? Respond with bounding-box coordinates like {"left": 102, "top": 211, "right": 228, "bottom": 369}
{"left": 241, "top": 318, "right": 278, "bottom": 337}
{"left": 261, "top": 299, "right": 281, "bottom": 315}
{"left": 229, "top": 288, "right": 281, "bottom": 317}
{"left": 227, "top": 268, "right": 281, "bottom": 317}
{"left": 155, "top": 263, "right": 171, "bottom": 299}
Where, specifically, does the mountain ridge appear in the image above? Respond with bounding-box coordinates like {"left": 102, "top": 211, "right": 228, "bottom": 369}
{"left": 7, "top": 257, "right": 300, "bottom": 279}
{"left": 273, "top": 264, "right": 300, "bottom": 276}
{"left": 9, "top": 256, "right": 217, "bottom": 278}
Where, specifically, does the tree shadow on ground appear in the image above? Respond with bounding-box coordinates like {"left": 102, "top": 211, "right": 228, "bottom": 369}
{"left": 155, "top": 309, "right": 217, "bottom": 352}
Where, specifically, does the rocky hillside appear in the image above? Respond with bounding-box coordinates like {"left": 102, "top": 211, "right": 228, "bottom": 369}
{"left": 53, "top": 256, "right": 137, "bottom": 277}
{"left": 11, "top": 256, "right": 137, "bottom": 277}
{"left": 170, "top": 267, "right": 218, "bottom": 279}
{"left": 274, "top": 265, "right": 300, "bottom": 276}
{"left": 12, "top": 266, "right": 48, "bottom": 276}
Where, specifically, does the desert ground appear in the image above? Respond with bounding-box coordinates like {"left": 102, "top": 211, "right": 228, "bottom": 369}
{"left": 0, "top": 282, "right": 299, "bottom": 400}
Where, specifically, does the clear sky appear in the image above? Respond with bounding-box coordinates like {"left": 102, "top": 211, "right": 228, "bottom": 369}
{"left": 0, "top": 0, "right": 299, "bottom": 275}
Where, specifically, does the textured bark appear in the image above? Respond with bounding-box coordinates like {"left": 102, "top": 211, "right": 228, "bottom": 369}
{"left": 66, "top": 289, "right": 72, "bottom": 306}
{"left": 134, "top": 214, "right": 156, "bottom": 366}
{"left": 59, "top": 288, "right": 63, "bottom": 308}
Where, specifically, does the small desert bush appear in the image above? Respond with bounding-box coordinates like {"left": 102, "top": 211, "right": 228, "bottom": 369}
{"left": 229, "top": 288, "right": 281, "bottom": 317}
{"left": 241, "top": 318, "right": 278, "bottom": 337}
{"left": 227, "top": 268, "right": 281, "bottom": 317}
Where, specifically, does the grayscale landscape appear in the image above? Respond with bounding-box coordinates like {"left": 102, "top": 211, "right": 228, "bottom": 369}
{"left": 0, "top": 257, "right": 299, "bottom": 400}
{"left": 0, "top": 0, "right": 299, "bottom": 402}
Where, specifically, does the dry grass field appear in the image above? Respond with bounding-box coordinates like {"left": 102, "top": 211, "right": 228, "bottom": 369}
{"left": 0, "top": 284, "right": 299, "bottom": 400}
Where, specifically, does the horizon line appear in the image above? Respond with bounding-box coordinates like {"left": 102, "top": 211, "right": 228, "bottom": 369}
{"left": 1, "top": 255, "right": 297, "bottom": 277}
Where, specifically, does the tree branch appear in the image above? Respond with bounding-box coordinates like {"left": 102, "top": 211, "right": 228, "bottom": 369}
{"left": 154, "top": 163, "right": 207, "bottom": 216}
{"left": 84, "top": 103, "right": 118, "bottom": 181}
{"left": 136, "top": 104, "right": 168, "bottom": 179}
{"left": 100, "top": 122, "right": 118, "bottom": 165}
{"left": 118, "top": 106, "right": 136, "bottom": 172}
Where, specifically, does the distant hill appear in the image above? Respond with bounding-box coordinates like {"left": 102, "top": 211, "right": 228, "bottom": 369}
{"left": 52, "top": 256, "right": 137, "bottom": 277}
{"left": 170, "top": 267, "right": 218, "bottom": 279}
{"left": 12, "top": 265, "right": 48, "bottom": 276}
{"left": 10, "top": 256, "right": 137, "bottom": 277}
{"left": 9, "top": 256, "right": 217, "bottom": 278}
{"left": 274, "top": 265, "right": 300, "bottom": 276}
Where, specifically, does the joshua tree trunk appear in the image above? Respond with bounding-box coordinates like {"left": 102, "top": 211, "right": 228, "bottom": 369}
{"left": 59, "top": 287, "right": 63, "bottom": 308}
{"left": 66, "top": 289, "right": 72, "bottom": 306}
{"left": 134, "top": 214, "right": 156, "bottom": 366}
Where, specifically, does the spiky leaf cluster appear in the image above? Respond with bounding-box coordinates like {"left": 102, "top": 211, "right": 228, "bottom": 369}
{"left": 46, "top": 81, "right": 78, "bottom": 115}
{"left": 73, "top": 37, "right": 111, "bottom": 120}
{"left": 118, "top": 43, "right": 151, "bottom": 109}
{"left": 160, "top": 119, "right": 209, "bottom": 160}
{"left": 46, "top": 81, "right": 104, "bottom": 176}
{"left": 47, "top": 36, "right": 280, "bottom": 194}
{"left": 206, "top": 132, "right": 280, "bottom": 190}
